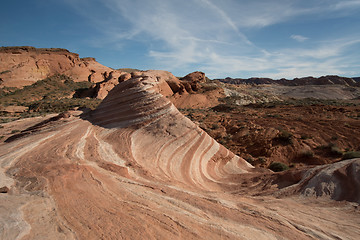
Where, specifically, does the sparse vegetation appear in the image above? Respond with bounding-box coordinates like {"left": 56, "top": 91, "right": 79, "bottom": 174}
{"left": 275, "top": 128, "right": 293, "bottom": 145}
{"left": 266, "top": 114, "right": 281, "bottom": 118}
{"left": 269, "top": 162, "right": 289, "bottom": 172}
{"left": 245, "top": 156, "right": 255, "bottom": 164}
{"left": 212, "top": 104, "right": 235, "bottom": 112}
{"left": 316, "top": 143, "right": 344, "bottom": 157}
{"left": 0, "top": 74, "right": 100, "bottom": 122}
{"left": 0, "top": 70, "right": 11, "bottom": 75}
{"left": 248, "top": 98, "right": 360, "bottom": 108}
{"left": 199, "top": 83, "right": 219, "bottom": 92}
{"left": 117, "top": 68, "right": 140, "bottom": 73}
{"left": 342, "top": 151, "right": 360, "bottom": 160}
{"left": 25, "top": 98, "right": 101, "bottom": 113}
{"left": 330, "top": 145, "right": 343, "bottom": 157}
{"left": 258, "top": 157, "right": 266, "bottom": 164}
{"left": 300, "top": 135, "right": 311, "bottom": 140}
{"left": 299, "top": 150, "right": 314, "bottom": 158}
{"left": 0, "top": 74, "right": 94, "bottom": 104}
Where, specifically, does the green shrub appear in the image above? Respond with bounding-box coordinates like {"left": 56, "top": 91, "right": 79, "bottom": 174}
{"left": 300, "top": 135, "right": 311, "bottom": 140}
{"left": 0, "top": 70, "right": 11, "bottom": 75}
{"left": 269, "top": 162, "right": 289, "bottom": 172}
{"left": 275, "top": 128, "right": 293, "bottom": 145}
{"left": 258, "top": 157, "right": 266, "bottom": 164}
{"left": 245, "top": 156, "right": 255, "bottom": 164}
{"left": 330, "top": 146, "right": 343, "bottom": 157}
{"left": 299, "top": 150, "right": 314, "bottom": 158}
{"left": 342, "top": 151, "right": 360, "bottom": 160}
{"left": 317, "top": 143, "right": 343, "bottom": 157}
{"left": 212, "top": 104, "right": 235, "bottom": 112}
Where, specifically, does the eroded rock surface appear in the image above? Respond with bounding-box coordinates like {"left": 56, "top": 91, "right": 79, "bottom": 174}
{"left": 0, "top": 46, "right": 120, "bottom": 87}
{"left": 0, "top": 74, "right": 359, "bottom": 239}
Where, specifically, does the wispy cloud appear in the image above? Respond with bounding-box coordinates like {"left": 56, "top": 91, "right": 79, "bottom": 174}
{"left": 332, "top": 0, "right": 360, "bottom": 10}
{"left": 291, "top": 35, "right": 309, "bottom": 42}
{"left": 65, "top": 0, "right": 360, "bottom": 78}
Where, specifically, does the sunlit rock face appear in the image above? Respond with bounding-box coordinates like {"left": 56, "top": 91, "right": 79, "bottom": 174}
{"left": 0, "top": 46, "right": 119, "bottom": 87}
{"left": 0, "top": 72, "right": 359, "bottom": 240}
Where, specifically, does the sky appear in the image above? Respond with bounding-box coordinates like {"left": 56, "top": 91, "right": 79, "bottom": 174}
{"left": 1, "top": 0, "right": 360, "bottom": 79}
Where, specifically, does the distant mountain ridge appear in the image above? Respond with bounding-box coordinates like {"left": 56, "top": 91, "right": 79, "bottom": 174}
{"left": 216, "top": 75, "right": 360, "bottom": 86}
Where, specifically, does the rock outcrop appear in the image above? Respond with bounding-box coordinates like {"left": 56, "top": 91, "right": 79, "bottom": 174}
{"left": 299, "top": 159, "right": 360, "bottom": 203}
{"left": 1, "top": 73, "right": 359, "bottom": 239}
{"left": 0, "top": 46, "right": 120, "bottom": 88}
{"left": 181, "top": 71, "right": 206, "bottom": 83}
{"left": 88, "top": 70, "right": 224, "bottom": 107}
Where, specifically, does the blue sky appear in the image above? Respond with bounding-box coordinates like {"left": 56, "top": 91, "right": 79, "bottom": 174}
{"left": 1, "top": 0, "right": 360, "bottom": 78}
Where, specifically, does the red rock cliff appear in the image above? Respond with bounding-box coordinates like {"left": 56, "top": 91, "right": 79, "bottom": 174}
{"left": 0, "top": 46, "right": 119, "bottom": 87}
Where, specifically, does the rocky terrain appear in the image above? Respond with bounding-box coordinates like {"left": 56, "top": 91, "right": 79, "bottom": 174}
{"left": 217, "top": 75, "right": 360, "bottom": 86}
{"left": 0, "top": 47, "right": 359, "bottom": 239}
{"left": 0, "top": 46, "right": 128, "bottom": 88}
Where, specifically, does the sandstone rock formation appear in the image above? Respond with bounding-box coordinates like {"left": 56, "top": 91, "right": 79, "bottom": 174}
{"left": 0, "top": 73, "right": 359, "bottom": 239}
{"left": 0, "top": 46, "right": 120, "bottom": 87}
{"left": 89, "top": 69, "right": 224, "bottom": 107}
{"left": 299, "top": 159, "right": 360, "bottom": 202}
{"left": 181, "top": 71, "right": 206, "bottom": 83}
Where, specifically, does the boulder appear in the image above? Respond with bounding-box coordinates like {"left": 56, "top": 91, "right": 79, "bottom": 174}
{"left": 181, "top": 71, "right": 206, "bottom": 83}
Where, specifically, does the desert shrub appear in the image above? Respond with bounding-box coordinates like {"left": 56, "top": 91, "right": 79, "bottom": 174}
{"left": 342, "top": 151, "right": 360, "bottom": 160}
{"left": 279, "top": 129, "right": 292, "bottom": 139}
{"left": 224, "top": 134, "right": 232, "bottom": 141}
{"left": 0, "top": 118, "right": 17, "bottom": 123}
{"left": 330, "top": 145, "right": 343, "bottom": 157}
{"left": 274, "top": 128, "right": 293, "bottom": 145}
{"left": 300, "top": 135, "right": 311, "bottom": 140}
{"left": 269, "top": 162, "right": 289, "bottom": 172}
{"left": 266, "top": 114, "right": 281, "bottom": 118}
{"left": 11, "top": 129, "right": 20, "bottom": 134}
{"left": 0, "top": 70, "right": 11, "bottom": 75}
{"left": 25, "top": 98, "right": 101, "bottom": 114}
{"left": 245, "top": 156, "right": 255, "bottom": 164}
{"left": 212, "top": 104, "right": 235, "bottom": 112}
{"left": 0, "top": 74, "right": 94, "bottom": 107}
{"left": 117, "top": 68, "right": 140, "bottom": 73}
{"left": 317, "top": 143, "right": 343, "bottom": 157}
{"left": 299, "top": 150, "right": 314, "bottom": 158}
{"left": 200, "top": 83, "right": 219, "bottom": 92}
{"left": 258, "top": 157, "right": 266, "bottom": 164}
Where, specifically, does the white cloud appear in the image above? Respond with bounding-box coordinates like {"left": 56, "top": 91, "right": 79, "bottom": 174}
{"left": 290, "top": 35, "right": 309, "bottom": 42}
{"left": 65, "top": 0, "right": 360, "bottom": 78}
{"left": 332, "top": 0, "right": 360, "bottom": 10}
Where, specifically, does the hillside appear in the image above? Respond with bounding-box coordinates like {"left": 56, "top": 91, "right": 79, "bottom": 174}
{"left": 217, "top": 75, "right": 359, "bottom": 86}
{"left": 0, "top": 46, "right": 120, "bottom": 88}
{"left": 1, "top": 72, "right": 359, "bottom": 239}
{"left": 0, "top": 47, "right": 359, "bottom": 239}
